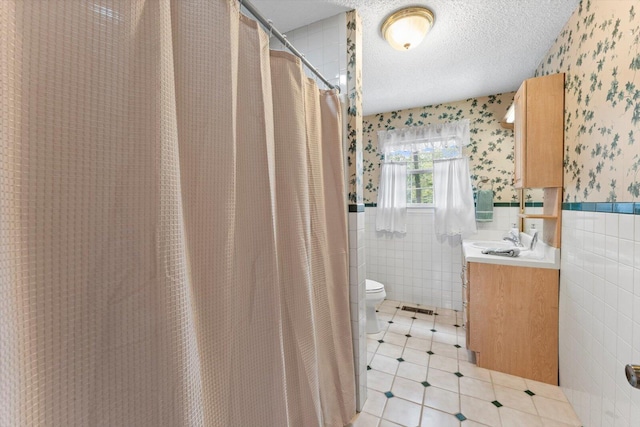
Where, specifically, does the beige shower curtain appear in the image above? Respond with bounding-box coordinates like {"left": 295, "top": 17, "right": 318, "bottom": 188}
{"left": 0, "top": 1, "right": 355, "bottom": 426}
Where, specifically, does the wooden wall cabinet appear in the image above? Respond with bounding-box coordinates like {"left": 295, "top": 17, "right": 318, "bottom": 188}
{"left": 465, "top": 261, "right": 559, "bottom": 385}
{"left": 513, "top": 73, "right": 565, "bottom": 247}
{"left": 518, "top": 187, "right": 563, "bottom": 247}
{"left": 513, "top": 73, "right": 565, "bottom": 189}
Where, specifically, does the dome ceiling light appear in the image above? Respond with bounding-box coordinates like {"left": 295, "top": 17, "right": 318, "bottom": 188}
{"left": 381, "top": 7, "right": 435, "bottom": 51}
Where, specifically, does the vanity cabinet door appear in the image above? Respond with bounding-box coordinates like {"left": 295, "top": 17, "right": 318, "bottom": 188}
{"left": 467, "top": 262, "right": 559, "bottom": 385}
{"left": 513, "top": 73, "right": 564, "bottom": 188}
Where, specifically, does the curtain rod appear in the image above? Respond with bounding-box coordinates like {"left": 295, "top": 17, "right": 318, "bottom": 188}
{"left": 240, "top": 0, "right": 340, "bottom": 93}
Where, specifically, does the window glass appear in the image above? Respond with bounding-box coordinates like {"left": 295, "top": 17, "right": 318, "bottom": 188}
{"left": 386, "top": 144, "right": 461, "bottom": 206}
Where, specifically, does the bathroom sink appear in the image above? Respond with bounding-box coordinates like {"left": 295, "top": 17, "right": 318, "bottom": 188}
{"left": 469, "top": 241, "right": 516, "bottom": 250}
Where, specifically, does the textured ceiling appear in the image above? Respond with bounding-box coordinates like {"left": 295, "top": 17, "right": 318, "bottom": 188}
{"left": 250, "top": 0, "right": 580, "bottom": 115}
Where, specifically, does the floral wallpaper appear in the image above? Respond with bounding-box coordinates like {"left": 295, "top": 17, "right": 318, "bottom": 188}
{"left": 362, "top": 93, "right": 517, "bottom": 204}
{"left": 346, "top": 10, "right": 363, "bottom": 204}
{"left": 536, "top": 0, "right": 639, "bottom": 202}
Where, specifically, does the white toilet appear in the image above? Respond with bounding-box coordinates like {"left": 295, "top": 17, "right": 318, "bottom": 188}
{"left": 365, "top": 279, "right": 387, "bottom": 334}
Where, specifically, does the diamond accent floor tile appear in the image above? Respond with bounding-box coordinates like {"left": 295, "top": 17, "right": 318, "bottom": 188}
{"left": 363, "top": 299, "right": 580, "bottom": 427}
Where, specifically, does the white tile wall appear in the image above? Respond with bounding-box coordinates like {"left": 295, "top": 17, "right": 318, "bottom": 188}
{"left": 476, "top": 206, "right": 523, "bottom": 233}
{"left": 365, "top": 206, "right": 525, "bottom": 311}
{"left": 560, "top": 210, "right": 640, "bottom": 426}
{"left": 365, "top": 208, "right": 462, "bottom": 310}
{"left": 269, "top": 13, "right": 347, "bottom": 93}
{"left": 349, "top": 210, "right": 367, "bottom": 411}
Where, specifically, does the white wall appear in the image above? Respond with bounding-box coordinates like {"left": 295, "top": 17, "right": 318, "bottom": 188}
{"left": 365, "top": 206, "right": 535, "bottom": 311}
{"left": 269, "top": 13, "right": 347, "bottom": 93}
{"left": 559, "top": 210, "right": 640, "bottom": 426}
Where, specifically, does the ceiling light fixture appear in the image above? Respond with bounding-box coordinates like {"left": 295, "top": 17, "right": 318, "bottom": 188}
{"left": 381, "top": 7, "right": 435, "bottom": 51}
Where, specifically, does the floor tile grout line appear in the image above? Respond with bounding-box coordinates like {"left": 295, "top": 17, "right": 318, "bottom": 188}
{"left": 385, "top": 307, "right": 413, "bottom": 426}
{"left": 368, "top": 300, "right": 578, "bottom": 427}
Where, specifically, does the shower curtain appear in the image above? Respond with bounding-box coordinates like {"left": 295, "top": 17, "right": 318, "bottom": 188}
{"left": 0, "top": 1, "right": 355, "bottom": 426}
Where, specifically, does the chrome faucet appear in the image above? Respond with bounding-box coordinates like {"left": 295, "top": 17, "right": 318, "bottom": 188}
{"left": 503, "top": 229, "right": 524, "bottom": 247}
{"left": 529, "top": 230, "right": 539, "bottom": 250}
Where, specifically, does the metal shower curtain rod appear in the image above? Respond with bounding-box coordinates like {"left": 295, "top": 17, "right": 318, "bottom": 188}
{"left": 239, "top": 0, "right": 340, "bottom": 93}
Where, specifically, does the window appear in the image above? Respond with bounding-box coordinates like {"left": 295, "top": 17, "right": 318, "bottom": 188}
{"left": 375, "top": 120, "right": 470, "bottom": 233}
{"left": 385, "top": 144, "right": 460, "bottom": 206}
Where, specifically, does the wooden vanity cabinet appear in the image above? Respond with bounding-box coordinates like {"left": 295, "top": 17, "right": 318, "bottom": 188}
{"left": 513, "top": 73, "right": 564, "bottom": 189}
{"left": 461, "top": 260, "right": 470, "bottom": 349}
{"left": 465, "top": 261, "right": 559, "bottom": 385}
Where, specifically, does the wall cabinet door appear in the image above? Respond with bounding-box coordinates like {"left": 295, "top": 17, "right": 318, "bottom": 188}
{"left": 513, "top": 73, "right": 564, "bottom": 188}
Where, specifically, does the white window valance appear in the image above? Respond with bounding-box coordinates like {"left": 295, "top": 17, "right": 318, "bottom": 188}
{"left": 377, "top": 119, "right": 470, "bottom": 155}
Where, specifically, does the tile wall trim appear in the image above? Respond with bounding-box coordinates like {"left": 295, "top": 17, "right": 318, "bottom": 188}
{"left": 497, "top": 202, "right": 543, "bottom": 207}
{"left": 562, "top": 202, "right": 640, "bottom": 214}
{"left": 363, "top": 202, "right": 543, "bottom": 208}
{"left": 348, "top": 204, "right": 365, "bottom": 212}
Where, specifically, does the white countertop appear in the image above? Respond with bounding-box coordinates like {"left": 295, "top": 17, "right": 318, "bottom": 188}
{"left": 462, "top": 231, "right": 560, "bottom": 270}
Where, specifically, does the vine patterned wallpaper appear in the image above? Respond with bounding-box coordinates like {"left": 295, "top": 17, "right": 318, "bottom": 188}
{"left": 346, "top": 10, "right": 363, "bottom": 204}
{"left": 362, "top": 93, "right": 517, "bottom": 204}
{"left": 536, "top": 0, "right": 639, "bottom": 202}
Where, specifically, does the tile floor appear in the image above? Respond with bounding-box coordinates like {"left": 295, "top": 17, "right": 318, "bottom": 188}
{"left": 349, "top": 300, "right": 582, "bottom": 427}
